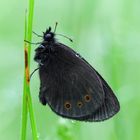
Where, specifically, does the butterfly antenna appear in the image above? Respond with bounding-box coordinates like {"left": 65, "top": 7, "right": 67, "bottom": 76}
{"left": 32, "top": 31, "right": 43, "bottom": 37}
{"left": 54, "top": 22, "right": 58, "bottom": 33}
{"left": 30, "top": 67, "right": 40, "bottom": 79}
{"left": 56, "top": 33, "right": 73, "bottom": 42}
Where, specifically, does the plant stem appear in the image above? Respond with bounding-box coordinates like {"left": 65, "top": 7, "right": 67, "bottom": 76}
{"left": 27, "top": 0, "right": 34, "bottom": 62}
{"left": 21, "top": 79, "right": 28, "bottom": 140}
{"left": 21, "top": 0, "right": 38, "bottom": 140}
{"left": 21, "top": 10, "right": 28, "bottom": 140}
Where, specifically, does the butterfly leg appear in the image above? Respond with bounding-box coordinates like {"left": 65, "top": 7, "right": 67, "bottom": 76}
{"left": 24, "top": 40, "right": 42, "bottom": 45}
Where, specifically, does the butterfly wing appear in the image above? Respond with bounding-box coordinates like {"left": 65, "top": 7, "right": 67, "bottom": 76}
{"left": 39, "top": 43, "right": 119, "bottom": 121}
{"left": 75, "top": 55, "right": 120, "bottom": 121}
{"left": 70, "top": 69, "right": 120, "bottom": 121}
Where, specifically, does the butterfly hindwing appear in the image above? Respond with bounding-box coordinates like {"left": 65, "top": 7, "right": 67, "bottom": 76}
{"left": 74, "top": 73, "right": 120, "bottom": 122}
{"left": 66, "top": 60, "right": 120, "bottom": 121}
{"left": 87, "top": 69, "right": 120, "bottom": 121}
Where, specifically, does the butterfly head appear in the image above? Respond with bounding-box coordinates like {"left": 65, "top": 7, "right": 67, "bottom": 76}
{"left": 43, "top": 27, "right": 55, "bottom": 42}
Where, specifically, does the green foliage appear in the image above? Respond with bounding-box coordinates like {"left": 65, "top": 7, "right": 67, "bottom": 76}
{"left": 0, "top": 0, "right": 140, "bottom": 140}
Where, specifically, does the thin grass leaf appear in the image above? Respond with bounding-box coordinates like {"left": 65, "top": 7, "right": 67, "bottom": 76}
{"left": 21, "top": 0, "right": 38, "bottom": 140}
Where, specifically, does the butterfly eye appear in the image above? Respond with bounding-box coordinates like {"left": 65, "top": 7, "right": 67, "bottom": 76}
{"left": 64, "top": 102, "right": 71, "bottom": 110}
{"left": 84, "top": 95, "right": 91, "bottom": 102}
{"left": 77, "top": 101, "right": 83, "bottom": 108}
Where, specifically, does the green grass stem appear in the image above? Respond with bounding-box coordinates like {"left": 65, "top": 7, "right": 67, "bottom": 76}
{"left": 21, "top": 0, "right": 38, "bottom": 140}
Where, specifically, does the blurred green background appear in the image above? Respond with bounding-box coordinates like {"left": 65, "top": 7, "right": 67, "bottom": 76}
{"left": 0, "top": 0, "right": 140, "bottom": 140}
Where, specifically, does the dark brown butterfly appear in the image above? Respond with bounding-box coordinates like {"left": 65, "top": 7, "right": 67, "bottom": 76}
{"left": 33, "top": 24, "right": 120, "bottom": 122}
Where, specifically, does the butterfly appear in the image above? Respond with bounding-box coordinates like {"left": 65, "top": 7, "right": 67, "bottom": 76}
{"left": 33, "top": 23, "right": 120, "bottom": 122}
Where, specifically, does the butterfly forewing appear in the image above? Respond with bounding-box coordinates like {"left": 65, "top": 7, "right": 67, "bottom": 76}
{"left": 39, "top": 43, "right": 106, "bottom": 119}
